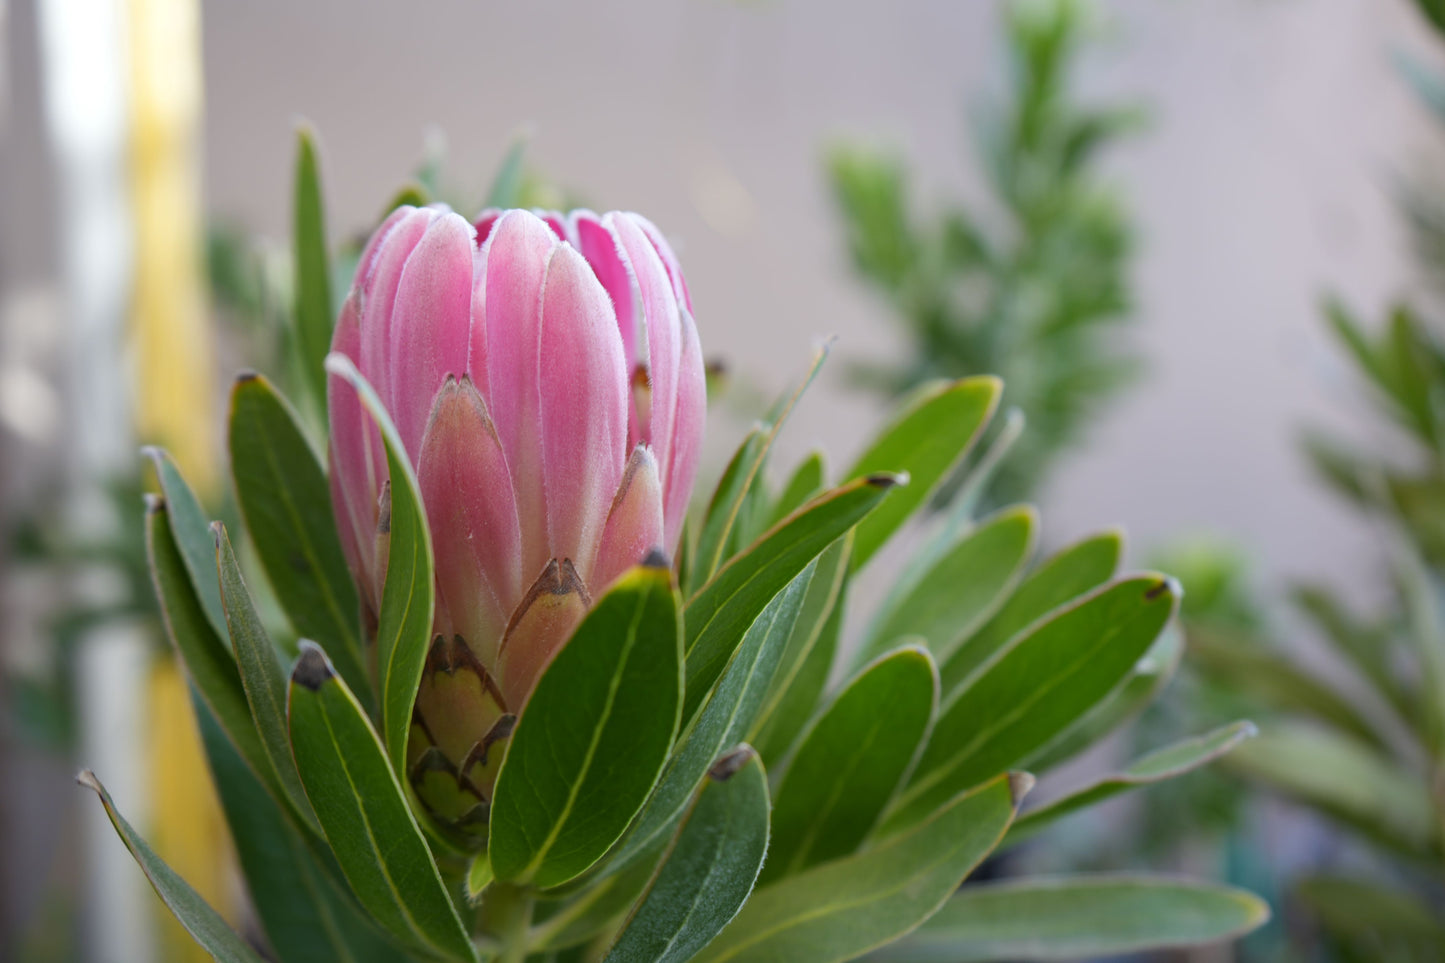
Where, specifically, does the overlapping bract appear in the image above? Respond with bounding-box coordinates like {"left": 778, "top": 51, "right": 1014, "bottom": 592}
{"left": 327, "top": 205, "right": 705, "bottom": 831}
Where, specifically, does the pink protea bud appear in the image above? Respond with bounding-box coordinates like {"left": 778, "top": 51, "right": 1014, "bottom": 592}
{"left": 327, "top": 205, "right": 705, "bottom": 834}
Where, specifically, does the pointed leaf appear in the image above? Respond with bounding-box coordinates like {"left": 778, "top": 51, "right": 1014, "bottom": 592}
{"left": 293, "top": 125, "right": 334, "bottom": 415}
{"left": 1005, "top": 721, "right": 1257, "bottom": 846}
{"left": 325, "top": 354, "right": 435, "bottom": 777}
{"left": 605, "top": 747, "right": 770, "bottom": 963}
{"left": 489, "top": 564, "right": 682, "bottom": 889}
{"left": 684, "top": 475, "right": 899, "bottom": 723}
{"left": 693, "top": 772, "right": 1025, "bottom": 963}
{"left": 145, "top": 447, "right": 226, "bottom": 641}
{"left": 887, "top": 575, "right": 1179, "bottom": 831}
{"left": 228, "top": 373, "right": 368, "bottom": 700}
{"left": 845, "top": 377, "right": 1000, "bottom": 570}
{"left": 767, "top": 450, "right": 827, "bottom": 529}
{"left": 286, "top": 644, "right": 477, "bottom": 961}
{"left": 78, "top": 770, "right": 268, "bottom": 963}
{"left": 874, "top": 874, "right": 1269, "bottom": 962}
{"left": 485, "top": 135, "right": 529, "bottom": 208}
{"left": 763, "top": 646, "right": 937, "bottom": 884}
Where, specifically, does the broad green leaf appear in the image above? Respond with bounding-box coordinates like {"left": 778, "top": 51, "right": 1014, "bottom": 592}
{"left": 145, "top": 447, "right": 226, "bottom": 641}
{"left": 1022, "top": 621, "right": 1183, "bottom": 773}
{"left": 692, "top": 345, "right": 829, "bottom": 592}
{"left": 196, "top": 694, "right": 404, "bottom": 963}
{"left": 77, "top": 770, "right": 268, "bottom": 963}
{"left": 845, "top": 376, "right": 1000, "bottom": 570}
{"left": 767, "top": 451, "right": 827, "bottom": 529}
{"left": 147, "top": 502, "right": 273, "bottom": 800}
{"left": 886, "top": 575, "right": 1179, "bottom": 831}
{"left": 684, "top": 475, "right": 899, "bottom": 723}
{"left": 749, "top": 537, "right": 851, "bottom": 759}
{"left": 1187, "top": 624, "right": 1385, "bottom": 750}
{"left": 874, "top": 874, "right": 1269, "bottom": 961}
{"left": 531, "top": 850, "right": 667, "bottom": 952}
{"left": 605, "top": 747, "right": 771, "bottom": 963}
{"left": 293, "top": 126, "right": 334, "bottom": 416}
{"left": 862, "top": 507, "right": 1036, "bottom": 667}
{"left": 1004, "top": 721, "right": 1257, "bottom": 846}
{"left": 485, "top": 134, "right": 529, "bottom": 208}
{"left": 286, "top": 643, "right": 476, "bottom": 962}
{"left": 602, "top": 563, "right": 813, "bottom": 876}
{"left": 693, "top": 772, "right": 1025, "bottom": 963}
{"left": 214, "top": 522, "right": 319, "bottom": 834}
{"left": 228, "top": 373, "right": 368, "bottom": 701}
{"left": 324, "top": 354, "right": 435, "bottom": 777}
{"left": 939, "top": 530, "right": 1122, "bottom": 696}
{"left": 763, "top": 647, "right": 937, "bottom": 884}
{"left": 1225, "top": 723, "right": 1441, "bottom": 858}
{"left": 490, "top": 565, "right": 682, "bottom": 889}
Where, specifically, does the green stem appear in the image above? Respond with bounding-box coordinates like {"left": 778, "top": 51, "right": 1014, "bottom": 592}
{"left": 490, "top": 883, "right": 534, "bottom": 963}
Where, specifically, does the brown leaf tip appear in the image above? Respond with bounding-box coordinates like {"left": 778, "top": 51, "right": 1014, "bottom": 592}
{"left": 143, "top": 493, "right": 165, "bottom": 514}
{"left": 641, "top": 548, "right": 671, "bottom": 571}
{"left": 708, "top": 745, "right": 757, "bottom": 782}
{"left": 235, "top": 370, "right": 260, "bottom": 384}
{"left": 1008, "top": 771, "right": 1036, "bottom": 806}
{"left": 376, "top": 481, "right": 393, "bottom": 535}
{"left": 75, "top": 769, "right": 102, "bottom": 793}
{"left": 1145, "top": 576, "right": 1182, "bottom": 601}
{"left": 292, "top": 642, "right": 334, "bottom": 691}
{"left": 865, "top": 471, "right": 907, "bottom": 489}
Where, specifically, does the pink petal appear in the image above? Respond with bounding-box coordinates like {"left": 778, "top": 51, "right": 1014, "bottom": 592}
{"left": 357, "top": 207, "right": 436, "bottom": 417}
{"left": 593, "top": 445, "right": 665, "bottom": 594}
{"left": 473, "top": 208, "right": 502, "bottom": 247}
{"left": 633, "top": 213, "right": 692, "bottom": 313}
{"left": 496, "top": 559, "right": 591, "bottom": 710}
{"left": 537, "top": 210, "right": 573, "bottom": 246}
{"left": 537, "top": 241, "right": 629, "bottom": 581}
{"left": 354, "top": 205, "right": 415, "bottom": 298}
{"left": 664, "top": 307, "right": 706, "bottom": 552}
{"left": 327, "top": 292, "right": 381, "bottom": 606}
{"left": 574, "top": 210, "right": 639, "bottom": 372}
{"left": 479, "top": 210, "right": 558, "bottom": 581}
{"left": 385, "top": 211, "right": 476, "bottom": 463}
{"left": 417, "top": 375, "right": 523, "bottom": 666}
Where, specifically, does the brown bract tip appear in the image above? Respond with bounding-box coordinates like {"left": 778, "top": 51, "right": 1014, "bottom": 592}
{"left": 1145, "top": 576, "right": 1181, "bottom": 601}
{"left": 865, "top": 471, "right": 907, "bottom": 489}
{"left": 143, "top": 493, "right": 165, "bottom": 514}
{"left": 1008, "top": 771, "right": 1036, "bottom": 806}
{"left": 292, "top": 642, "right": 334, "bottom": 691}
{"left": 641, "top": 548, "right": 671, "bottom": 571}
{"left": 708, "top": 745, "right": 756, "bottom": 782}
{"left": 76, "top": 769, "right": 101, "bottom": 792}
{"left": 235, "top": 370, "right": 260, "bottom": 384}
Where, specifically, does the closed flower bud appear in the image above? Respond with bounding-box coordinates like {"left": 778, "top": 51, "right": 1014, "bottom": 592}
{"left": 328, "top": 206, "right": 705, "bottom": 836}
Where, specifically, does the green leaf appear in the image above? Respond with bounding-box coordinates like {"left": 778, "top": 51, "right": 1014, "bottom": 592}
{"left": 762, "top": 646, "right": 937, "bottom": 884}
{"left": 1004, "top": 720, "right": 1257, "bottom": 846}
{"left": 286, "top": 643, "right": 477, "bottom": 961}
{"left": 845, "top": 377, "right": 1001, "bottom": 570}
{"left": 1294, "top": 874, "right": 1445, "bottom": 951}
{"left": 77, "top": 770, "right": 268, "bottom": 963}
{"left": 767, "top": 451, "right": 827, "bottom": 529}
{"left": 490, "top": 564, "right": 683, "bottom": 889}
{"left": 196, "top": 693, "right": 405, "bottom": 963}
{"left": 1225, "top": 722, "right": 1441, "bottom": 858}
{"left": 692, "top": 345, "right": 829, "bottom": 593}
{"left": 466, "top": 855, "right": 493, "bottom": 904}
{"left": 485, "top": 134, "right": 529, "bottom": 208}
{"left": 886, "top": 575, "right": 1179, "bottom": 831}
{"left": 874, "top": 874, "right": 1269, "bottom": 961}
{"left": 144, "top": 447, "right": 226, "bottom": 641}
{"left": 214, "top": 522, "right": 319, "bottom": 834}
{"left": 608, "top": 560, "right": 817, "bottom": 876}
{"left": 293, "top": 126, "right": 334, "bottom": 418}
{"left": 324, "top": 354, "right": 435, "bottom": 777}
{"left": 693, "top": 772, "right": 1026, "bottom": 963}
{"left": 938, "top": 530, "right": 1122, "bottom": 696}
{"left": 530, "top": 851, "right": 667, "bottom": 952}
{"left": 684, "top": 475, "right": 899, "bottom": 723}
{"left": 147, "top": 501, "right": 273, "bottom": 800}
{"left": 605, "top": 747, "right": 771, "bottom": 963}
{"left": 228, "top": 373, "right": 368, "bottom": 701}
{"left": 863, "top": 507, "right": 1036, "bottom": 667}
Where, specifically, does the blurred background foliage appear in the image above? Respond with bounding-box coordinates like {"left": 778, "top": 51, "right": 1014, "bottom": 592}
{"left": 827, "top": 0, "right": 1143, "bottom": 506}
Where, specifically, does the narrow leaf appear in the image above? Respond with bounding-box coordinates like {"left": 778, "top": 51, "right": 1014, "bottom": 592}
{"left": 286, "top": 643, "right": 477, "bottom": 962}
{"left": 77, "top": 770, "right": 268, "bottom": 963}
{"left": 684, "top": 475, "right": 899, "bottom": 723}
{"left": 767, "top": 451, "right": 827, "bottom": 529}
{"left": 874, "top": 874, "right": 1269, "bottom": 962}
{"left": 145, "top": 447, "right": 226, "bottom": 641}
{"left": 605, "top": 747, "right": 771, "bottom": 963}
{"left": 228, "top": 373, "right": 368, "bottom": 700}
{"left": 489, "top": 565, "right": 683, "bottom": 889}
{"left": 887, "top": 575, "right": 1179, "bottom": 831}
{"left": 293, "top": 125, "right": 334, "bottom": 415}
{"left": 693, "top": 772, "right": 1026, "bottom": 963}
{"left": 214, "top": 522, "right": 319, "bottom": 834}
{"left": 485, "top": 134, "right": 529, "bottom": 208}
{"left": 752, "top": 574, "right": 846, "bottom": 768}
{"left": 763, "top": 646, "right": 937, "bottom": 884}
{"left": 324, "top": 353, "right": 435, "bottom": 777}
{"left": 1005, "top": 721, "right": 1257, "bottom": 846}
{"left": 845, "top": 376, "right": 1000, "bottom": 570}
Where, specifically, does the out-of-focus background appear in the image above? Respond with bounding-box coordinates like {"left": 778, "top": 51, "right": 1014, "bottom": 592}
{"left": 4, "top": 0, "right": 1444, "bottom": 959}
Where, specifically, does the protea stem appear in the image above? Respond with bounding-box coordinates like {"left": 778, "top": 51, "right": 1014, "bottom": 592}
{"left": 487, "top": 882, "right": 534, "bottom": 963}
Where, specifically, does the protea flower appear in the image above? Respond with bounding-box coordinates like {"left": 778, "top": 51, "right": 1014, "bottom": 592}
{"left": 327, "top": 205, "right": 705, "bottom": 836}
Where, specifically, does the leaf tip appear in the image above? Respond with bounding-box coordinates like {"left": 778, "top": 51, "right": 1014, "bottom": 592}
{"left": 143, "top": 493, "right": 165, "bottom": 515}
{"left": 292, "top": 641, "right": 335, "bottom": 692}
{"left": 1144, "top": 576, "right": 1183, "bottom": 602}
{"left": 235, "top": 369, "right": 261, "bottom": 385}
{"left": 75, "top": 769, "right": 102, "bottom": 794}
{"left": 1007, "top": 771, "right": 1036, "bottom": 807}
{"left": 865, "top": 471, "right": 907, "bottom": 490}
{"left": 641, "top": 547, "right": 672, "bottom": 571}
{"left": 708, "top": 745, "right": 757, "bottom": 782}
